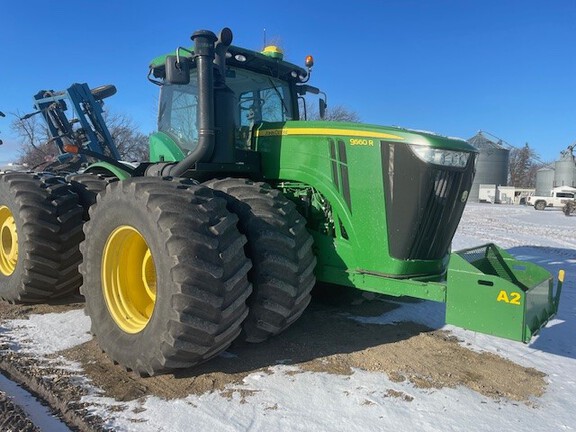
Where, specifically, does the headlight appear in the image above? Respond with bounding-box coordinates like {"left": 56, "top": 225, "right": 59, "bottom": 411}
{"left": 409, "top": 144, "right": 470, "bottom": 168}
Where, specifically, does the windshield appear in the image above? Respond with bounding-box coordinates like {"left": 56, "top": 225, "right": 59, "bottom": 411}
{"left": 158, "top": 67, "right": 294, "bottom": 151}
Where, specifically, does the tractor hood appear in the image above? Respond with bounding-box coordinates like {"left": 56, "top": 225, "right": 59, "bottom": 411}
{"left": 253, "top": 120, "right": 478, "bottom": 277}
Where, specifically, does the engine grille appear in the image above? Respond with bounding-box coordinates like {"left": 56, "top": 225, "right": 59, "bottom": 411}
{"left": 381, "top": 141, "right": 475, "bottom": 261}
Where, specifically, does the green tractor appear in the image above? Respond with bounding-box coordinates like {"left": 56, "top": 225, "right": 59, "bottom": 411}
{"left": 0, "top": 28, "right": 563, "bottom": 375}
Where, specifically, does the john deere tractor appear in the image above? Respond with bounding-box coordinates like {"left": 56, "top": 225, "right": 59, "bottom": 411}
{"left": 0, "top": 28, "right": 563, "bottom": 375}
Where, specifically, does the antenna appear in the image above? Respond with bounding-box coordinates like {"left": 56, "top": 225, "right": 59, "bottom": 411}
{"left": 263, "top": 28, "right": 266, "bottom": 48}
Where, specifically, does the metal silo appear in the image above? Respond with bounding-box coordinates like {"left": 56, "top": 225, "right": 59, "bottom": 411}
{"left": 554, "top": 151, "right": 576, "bottom": 188}
{"left": 536, "top": 167, "right": 555, "bottom": 195}
{"left": 467, "top": 132, "right": 510, "bottom": 202}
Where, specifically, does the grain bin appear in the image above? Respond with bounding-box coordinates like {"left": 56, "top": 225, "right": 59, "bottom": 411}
{"left": 535, "top": 167, "right": 555, "bottom": 195}
{"left": 554, "top": 151, "right": 576, "bottom": 188}
{"left": 467, "top": 132, "right": 510, "bottom": 202}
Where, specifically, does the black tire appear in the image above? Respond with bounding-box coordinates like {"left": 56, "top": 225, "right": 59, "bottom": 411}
{"left": 0, "top": 172, "right": 83, "bottom": 303}
{"left": 67, "top": 172, "right": 117, "bottom": 220}
{"left": 80, "top": 177, "right": 252, "bottom": 375}
{"left": 205, "top": 178, "right": 316, "bottom": 343}
{"left": 534, "top": 201, "right": 546, "bottom": 210}
{"left": 91, "top": 84, "right": 117, "bottom": 100}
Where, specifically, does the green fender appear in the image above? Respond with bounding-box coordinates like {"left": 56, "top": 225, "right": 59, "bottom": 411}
{"left": 84, "top": 162, "right": 132, "bottom": 180}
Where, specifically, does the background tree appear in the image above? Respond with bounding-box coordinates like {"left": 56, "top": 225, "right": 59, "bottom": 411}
{"left": 11, "top": 112, "right": 56, "bottom": 168}
{"left": 508, "top": 143, "right": 538, "bottom": 188}
{"left": 104, "top": 112, "right": 149, "bottom": 161}
{"left": 319, "top": 105, "right": 360, "bottom": 122}
{"left": 11, "top": 110, "right": 149, "bottom": 166}
{"left": 303, "top": 99, "right": 360, "bottom": 122}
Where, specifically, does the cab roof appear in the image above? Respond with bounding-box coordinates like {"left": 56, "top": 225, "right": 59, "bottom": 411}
{"left": 150, "top": 45, "right": 308, "bottom": 83}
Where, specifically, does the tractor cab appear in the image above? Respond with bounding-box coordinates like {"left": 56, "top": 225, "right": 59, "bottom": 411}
{"left": 156, "top": 62, "right": 296, "bottom": 152}
{"left": 147, "top": 30, "right": 324, "bottom": 176}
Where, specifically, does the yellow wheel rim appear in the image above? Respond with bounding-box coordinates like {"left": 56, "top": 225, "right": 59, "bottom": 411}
{"left": 0, "top": 206, "right": 18, "bottom": 276}
{"left": 102, "top": 226, "right": 157, "bottom": 334}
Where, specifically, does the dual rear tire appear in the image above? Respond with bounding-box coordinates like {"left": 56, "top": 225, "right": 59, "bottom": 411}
{"left": 0, "top": 172, "right": 83, "bottom": 303}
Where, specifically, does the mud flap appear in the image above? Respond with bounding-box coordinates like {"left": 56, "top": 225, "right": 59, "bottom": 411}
{"left": 445, "top": 244, "right": 563, "bottom": 343}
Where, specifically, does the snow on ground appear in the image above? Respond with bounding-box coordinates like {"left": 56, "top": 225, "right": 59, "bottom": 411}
{"left": 1, "top": 202, "right": 576, "bottom": 431}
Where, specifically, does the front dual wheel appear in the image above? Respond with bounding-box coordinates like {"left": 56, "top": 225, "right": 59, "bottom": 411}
{"left": 81, "top": 177, "right": 252, "bottom": 375}
{"left": 205, "top": 178, "right": 317, "bottom": 343}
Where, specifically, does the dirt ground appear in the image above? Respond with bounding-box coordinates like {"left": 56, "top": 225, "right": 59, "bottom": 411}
{"left": 0, "top": 288, "right": 547, "bottom": 431}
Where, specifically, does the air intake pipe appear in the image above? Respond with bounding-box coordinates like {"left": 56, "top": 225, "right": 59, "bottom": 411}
{"left": 211, "top": 28, "right": 236, "bottom": 164}
{"left": 168, "top": 30, "right": 218, "bottom": 177}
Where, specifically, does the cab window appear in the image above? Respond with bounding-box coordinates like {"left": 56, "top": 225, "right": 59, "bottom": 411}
{"left": 158, "top": 83, "right": 199, "bottom": 151}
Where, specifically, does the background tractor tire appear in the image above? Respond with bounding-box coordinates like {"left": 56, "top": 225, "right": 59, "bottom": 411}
{"left": 563, "top": 201, "right": 576, "bottom": 216}
{"left": 80, "top": 177, "right": 252, "bottom": 375}
{"left": 0, "top": 172, "right": 83, "bottom": 303}
{"left": 91, "top": 84, "right": 117, "bottom": 101}
{"left": 68, "top": 173, "right": 117, "bottom": 220}
{"left": 205, "top": 178, "right": 316, "bottom": 343}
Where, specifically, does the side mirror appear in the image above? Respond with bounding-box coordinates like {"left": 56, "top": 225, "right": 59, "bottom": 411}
{"left": 165, "top": 56, "right": 190, "bottom": 85}
{"left": 319, "top": 99, "right": 327, "bottom": 119}
{"left": 297, "top": 84, "right": 320, "bottom": 96}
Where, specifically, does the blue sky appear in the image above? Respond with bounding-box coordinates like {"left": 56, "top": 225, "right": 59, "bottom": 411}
{"left": 0, "top": 0, "right": 574, "bottom": 162}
